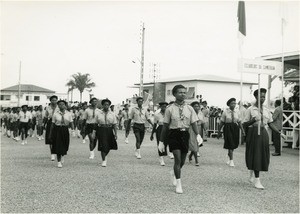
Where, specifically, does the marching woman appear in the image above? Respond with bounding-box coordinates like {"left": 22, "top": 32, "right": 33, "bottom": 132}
{"left": 150, "top": 102, "right": 169, "bottom": 166}
{"left": 48, "top": 100, "right": 73, "bottom": 168}
{"left": 44, "top": 95, "right": 59, "bottom": 161}
{"left": 188, "top": 101, "right": 205, "bottom": 166}
{"left": 93, "top": 99, "right": 118, "bottom": 167}
{"left": 158, "top": 85, "right": 203, "bottom": 194}
{"left": 126, "top": 97, "right": 153, "bottom": 159}
{"left": 19, "top": 105, "right": 32, "bottom": 145}
{"left": 243, "top": 88, "right": 285, "bottom": 189}
{"left": 217, "top": 98, "right": 245, "bottom": 167}
{"left": 83, "top": 98, "right": 100, "bottom": 159}
{"left": 36, "top": 105, "right": 44, "bottom": 141}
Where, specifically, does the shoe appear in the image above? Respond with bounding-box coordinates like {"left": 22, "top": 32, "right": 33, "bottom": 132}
{"left": 51, "top": 154, "right": 55, "bottom": 161}
{"left": 272, "top": 153, "right": 281, "bottom": 156}
{"left": 38, "top": 137, "right": 42, "bottom": 141}
{"left": 57, "top": 162, "right": 63, "bottom": 168}
{"left": 89, "top": 151, "right": 95, "bottom": 159}
{"left": 159, "top": 157, "right": 165, "bottom": 166}
{"left": 136, "top": 149, "right": 141, "bottom": 159}
{"left": 197, "top": 152, "right": 200, "bottom": 157}
{"left": 41, "top": 136, "right": 44, "bottom": 140}
{"left": 24, "top": 140, "right": 28, "bottom": 144}
{"left": 169, "top": 153, "right": 174, "bottom": 159}
{"left": 134, "top": 149, "right": 138, "bottom": 157}
{"left": 32, "top": 134, "right": 35, "bottom": 138}
{"left": 175, "top": 179, "right": 183, "bottom": 194}
{"left": 226, "top": 156, "right": 230, "bottom": 165}
{"left": 21, "top": 141, "right": 25, "bottom": 145}
{"left": 102, "top": 160, "right": 107, "bottom": 167}
{"left": 195, "top": 162, "right": 199, "bottom": 166}
{"left": 125, "top": 138, "right": 129, "bottom": 144}
{"left": 137, "top": 154, "right": 141, "bottom": 159}
{"left": 254, "top": 178, "right": 264, "bottom": 189}
{"left": 61, "top": 157, "right": 64, "bottom": 164}
{"left": 229, "top": 160, "right": 235, "bottom": 167}
{"left": 170, "top": 171, "right": 177, "bottom": 186}
{"left": 82, "top": 139, "right": 86, "bottom": 144}
{"left": 16, "top": 136, "right": 20, "bottom": 141}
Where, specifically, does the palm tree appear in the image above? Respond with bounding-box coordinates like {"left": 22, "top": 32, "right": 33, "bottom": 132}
{"left": 66, "top": 79, "right": 76, "bottom": 102}
{"left": 68, "top": 73, "right": 96, "bottom": 102}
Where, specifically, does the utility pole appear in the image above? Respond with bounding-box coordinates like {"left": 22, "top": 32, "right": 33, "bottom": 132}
{"left": 18, "top": 61, "right": 22, "bottom": 107}
{"left": 140, "top": 22, "right": 145, "bottom": 97}
{"left": 150, "top": 63, "right": 160, "bottom": 109}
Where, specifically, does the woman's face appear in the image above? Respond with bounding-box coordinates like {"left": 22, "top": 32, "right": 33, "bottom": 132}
{"left": 193, "top": 104, "right": 200, "bottom": 112}
{"left": 229, "top": 101, "right": 236, "bottom": 109}
{"left": 103, "top": 102, "right": 110, "bottom": 111}
{"left": 160, "top": 104, "right": 167, "bottom": 112}
{"left": 51, "top": 98, "right": 57, "bottom": 105}
{"left": 255, "top": 93, "right": 266, "bottom": 104}
{"left": 58, "top": 102, "right": 65, "bottom": 111}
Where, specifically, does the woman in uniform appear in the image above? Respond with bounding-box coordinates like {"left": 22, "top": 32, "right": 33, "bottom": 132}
{"left": 19, "top": 105, "right": 32, "bottom": 145}
{"left": 93, "top": 99, "right": 118, "bottom": 167}
{"left": 44, "top": 95, "right": 59, "bottom": 161}
{"left": 217, "top": 98, "right": 245, "bottom": 167}
{"left": 188, "top": 101, "right": 204, "bottom": 166}
{"left": 159, "top": 85, "right": 203, "bottom": 194}
{"left": 49, "top": 100, "right": 74, "bottom": 168}
{"left": 150, "top": 102, "right": 168, "bottom": 166}
{"left": 243, "top": 88, "right": 285, "bottom": 189}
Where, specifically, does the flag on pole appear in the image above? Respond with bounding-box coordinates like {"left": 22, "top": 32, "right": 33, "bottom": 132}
{"left": 237, "top": 1, "right": 246, "bottom": 36}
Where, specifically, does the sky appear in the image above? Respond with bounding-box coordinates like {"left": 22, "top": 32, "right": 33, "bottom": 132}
{"left": 1, "top": 0, "right": 299, "bottom": 104}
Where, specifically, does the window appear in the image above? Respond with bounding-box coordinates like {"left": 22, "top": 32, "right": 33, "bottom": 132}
{"left": 186, "top": 87, "right": 195, "bottom": 99}
{"left": 34, "top": 96, "right": 40, "bottom": 101}
{"left": 0, "top": 95, "right": 11, "bottom": 101}
{"left": 26, "top": 96, "right": 32, "bottom": 101}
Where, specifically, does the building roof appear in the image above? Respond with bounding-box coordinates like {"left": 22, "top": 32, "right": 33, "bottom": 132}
{"left": 133, "top": 74, "right": 257, "bottom": 86}
{"left": 1, "top": 84, "right": 55, "bottom": 93}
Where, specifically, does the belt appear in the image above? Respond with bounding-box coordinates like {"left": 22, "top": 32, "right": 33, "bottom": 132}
{"left": 98, "top": 124, "right": 113, "bottom": 127}
{"left": 171, "top": 128, "right": 189, "bottom": 132}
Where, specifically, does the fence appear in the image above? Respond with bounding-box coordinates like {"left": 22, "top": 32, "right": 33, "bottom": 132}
{"left": 282, "top": 110, "right": 300, "bottom": 148}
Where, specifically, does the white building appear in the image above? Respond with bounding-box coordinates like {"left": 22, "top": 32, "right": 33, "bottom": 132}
{"left": 0, "top": 84, "right": 65, "bottom": 107}
{"left": 132, "top": 74, "right": 257, "bottom": 108}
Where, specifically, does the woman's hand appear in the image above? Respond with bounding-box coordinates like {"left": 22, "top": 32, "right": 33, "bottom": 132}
{"left": 150, "top": 135, "right": 154, "bottom": 141}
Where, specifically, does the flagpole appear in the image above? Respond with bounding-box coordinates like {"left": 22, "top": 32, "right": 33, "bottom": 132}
{"left": 258, "top": 74, "right": 261, "bottom": 135}
{"left": 280, "top": 3, "right": 285, "bottom": 152}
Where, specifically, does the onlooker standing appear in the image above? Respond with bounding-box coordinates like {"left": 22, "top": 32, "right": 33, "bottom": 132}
{"left": 272, "top": 100, "right": 283, "bottom": 156}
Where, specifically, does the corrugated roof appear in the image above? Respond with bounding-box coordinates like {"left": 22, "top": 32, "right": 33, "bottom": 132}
{"left": 1, "top": 84, "right": 55, "bottom": 93}
{"left": 135, "top": 74, "right": 257, "bottom": 85}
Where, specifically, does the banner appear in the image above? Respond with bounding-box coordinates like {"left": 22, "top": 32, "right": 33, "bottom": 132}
{"left": 238, "top": 58, "right": 282, "bottom": 76}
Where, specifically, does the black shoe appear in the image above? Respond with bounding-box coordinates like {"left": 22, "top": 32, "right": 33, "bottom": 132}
{"left": 272, "top": 153, "right": 281, "bottom": 156}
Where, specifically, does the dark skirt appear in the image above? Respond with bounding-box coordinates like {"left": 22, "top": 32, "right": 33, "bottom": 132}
{"left": 45, "top": 119, "right": 52, "bottom": 145}
{"left": 156, "top": 125, "right": 167, "bottom": 156}
{"left": 96, "top": 127, "right": 118, "bottom": 153}
{"left": 245, "top": 126, "right": 270, "bottom": 172}
{"left": 223, "top": 123, "right": 240, "bottom": 150}
{"left": 52, "top": 125, "right": 70, "bottom": 156}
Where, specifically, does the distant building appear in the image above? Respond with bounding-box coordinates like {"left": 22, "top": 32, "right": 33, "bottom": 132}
{"left": 0, "top": 84, "right": 65, "bottom": 107}
{"left": 131, "top": 74, "right": 257, "bottom": 108}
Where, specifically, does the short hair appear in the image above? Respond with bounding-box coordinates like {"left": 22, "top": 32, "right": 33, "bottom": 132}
{"left": 136, "top": 97, "right": 143, "bottom": 102}
{"left": 172, "top": 85, "right": 186, "bottom": 96}
{"left": 253, "top": 88, "right": 267, "bottom": 97}
{"left": 275, "top": 99, "right": 281, "bottom": 106}
{"left": 226, "top": 98, "right": 236, "bottom": 106}
{"left": 190, "top": 101, "right": 200, "bottom": 107}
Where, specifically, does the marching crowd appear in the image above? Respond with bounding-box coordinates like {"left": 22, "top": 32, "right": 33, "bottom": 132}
{"left": 0, "top": 84, "right": 286, "bottom": 194}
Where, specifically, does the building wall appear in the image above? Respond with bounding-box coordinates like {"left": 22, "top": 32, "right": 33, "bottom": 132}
{"left": 0, "top": 92, "right": 53, "bottom": 107}
{"left": 164, "top": 81, "right": 253, "bottom": 108}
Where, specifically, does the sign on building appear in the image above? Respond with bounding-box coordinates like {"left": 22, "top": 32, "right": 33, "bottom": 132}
{"left": 238, "top": 58, "right": 282, "bottom": 75}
